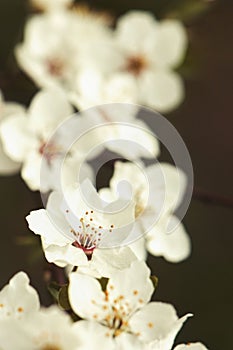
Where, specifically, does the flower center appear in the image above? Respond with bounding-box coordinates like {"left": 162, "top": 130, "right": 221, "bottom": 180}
{"left": 46, "top": 58, "right": 65, "bottom": 77}
{"left": 41, "top": 345, "right": 61, "bottom": 350}
{"left": 102, "top": 294, "right": 131, "bottom": 337}
{"left": 124, "top": 55, "right": 148, "bottom": 77}
{"left": 68, "top": 210, "right": 114, "bottom": 260}
{"left": 39, "top": 141, "right": 63, "bottom": 164}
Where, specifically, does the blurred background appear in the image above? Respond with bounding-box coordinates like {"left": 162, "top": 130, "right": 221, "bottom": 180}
{"left": 0, "top": 0, "right": 233, "bottom": 349}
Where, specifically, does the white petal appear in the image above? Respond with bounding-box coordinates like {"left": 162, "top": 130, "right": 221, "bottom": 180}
{"left": 116, "top": 333, "right": 145, "bottom": 350}
{"left": 107, "top": 261, "right": 154, "bottom": 311}
{"left": 146, "top": 215, "right": 191, "bottom": 263}
{"left": 26, "top": 208, "right": 71, "bottom": 246}
{"left": 0, "top": 272, "right": 40, "bottom": 320}
{"left": 154, "top": 20, "right": 188, "bottom": 68}
{"left": 174, "top": 343, "right": 209, "bottom": 350}
{"left": 141, "top": 70, "right": 184, "bottom": 113}
{"left": 129, "top": 301, "right": 192, "bottom": 343}
{"left": 69, "top": 272, "right": 107, "bottom": 320}
{"left": 146, "top": 162, "right": 187, "bottom": 213}
{"left": 0, "top": 113, "right": 35, "bottom": 162}
{"left": 116, "top": 11, "right": 158, "bottom": 53}
{"left": 0, "top": 142, "right": 21, "bottom": 175}
{"left": 128, "top": 237, "right": 147, "bottom": 261}
{"left": 72, "top": 320, "right": 114, "bottom": 350}
{"left": 42, "top": 240, "right": 88, "bottom": 267}
{"left": 23, "top": 305, "right": 80, "bottom": 350}
{"left": 91, "top": 246, "right": 137, "bottom": 278}
{"left": 28, "top": 88, "right": 73, "bottom": 136}
{"left": 106, "top": 121, "right": 160, "bottom": 160}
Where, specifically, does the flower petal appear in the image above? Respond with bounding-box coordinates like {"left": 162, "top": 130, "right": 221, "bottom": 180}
{"left": 107, "top": 261, "right": 154, "bottom": 311}
{"left": 129, "top": 301, "right": 192, "bottom": 343}
{"left": 0, "top": 272, "right": 40, "bottom": 320}
{"left": 26, "top": 208, "right": 72, "bottom": 246}
{"left": 174, "top": 343, "right": 209, "bottom": 350}
{"left": 69, "top": 272, "right": 107, "bottom": 320}
{"left": 141, "top": 70, "right": 184, "bottom": 113}
{"left": 146, "top": 215, "right": 191, "bottom": 263}
{"left": 154, "top": 20, "right": 188, "bottom": 68}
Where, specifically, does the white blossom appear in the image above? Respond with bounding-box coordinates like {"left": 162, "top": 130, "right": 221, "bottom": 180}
{"left": 74, "top": 11, "right": 187, "bottom": 113}
{"left": 16, "top": 9, "right": 112, "bottom": 92}
{"left": 73, "top": 104, "right": 160, "bottom": 161}
{"left": 0, "top": 271, "right": 80, "bottom": 349}
{"left": 99, "top": 161, "right": 190, "bottom": 262}
{"left": 0, "top": 88, "right": 92, "bottom": 192}
{"left": 0, "top": 271, "right": 39, "bottom": 320}
{"left": 26, "top": 179, "right": 137, "bottom": 277}
{"left": 114, "top": 11, "right": 187, "bottom": 112}
{"left": 0, "top": 91, "right": 25, "bottom": 175}
{"left": 69, "top": 261, "right": 191, "bottom": 348}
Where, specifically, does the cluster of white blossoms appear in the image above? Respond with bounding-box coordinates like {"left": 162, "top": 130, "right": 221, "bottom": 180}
{"left": 0, "top": 269, "right": 208, "bottom": 349}
{"left": 16, "top": 1, "right": 188, "bottom": 113}
{"left": 0, "top": 0, "right": 209, "bottom": 348}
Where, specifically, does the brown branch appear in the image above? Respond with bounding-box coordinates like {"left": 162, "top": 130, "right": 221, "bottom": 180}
{"left": 192, "top": 187, "right": 233, "bottom": 208}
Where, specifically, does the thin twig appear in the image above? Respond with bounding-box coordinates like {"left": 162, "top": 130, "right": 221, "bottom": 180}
{"left": 192, "top": 187, "right": 233, "bottom": 208}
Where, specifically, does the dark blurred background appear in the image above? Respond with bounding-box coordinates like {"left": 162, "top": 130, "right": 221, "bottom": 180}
{"left": 0, "top": 0, "right": 233, "bottom": 349}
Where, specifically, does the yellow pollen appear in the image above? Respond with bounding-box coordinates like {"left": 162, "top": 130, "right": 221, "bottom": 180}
{"left": 138, "top": 298, "right": 144, "bottom": 303}
{"left": 0, "top": 304, "right": 4, "bottom": 308}
{"left": 114, "top": 329, "right": 122, "bottom": 337}
{"left": 102, "top": 305, "right": 108, "bottom": 310}
{"left": 93, "top": 314, "right": 98, "bottom": 319}
{"left": 17, "top": 307, "right": 23, "bottom": 313}
{"left": 41, "top": 345, "right": 61, "bottom": 350}
{"left": 133, "top": 290, "right": 138, "bottom": 295}
{"left": 148, "top": 322, "right": 154, "bottom": 328}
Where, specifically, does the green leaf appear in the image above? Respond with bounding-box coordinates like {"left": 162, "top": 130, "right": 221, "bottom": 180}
{"left": 47, "top": 281, "right": 61, "bottom": 301}
{"left": 150, "top": 275, "right": 159, "bottom": 291}
{"left": 58, "top": 285, "right": 71, "bottom": 311}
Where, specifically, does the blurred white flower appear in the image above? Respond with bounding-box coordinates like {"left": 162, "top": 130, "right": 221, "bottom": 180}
{"left": 0, "top": 88, "right": 92, "bottom": 192}
{"left": 74, "top": 11, "right": 188, "bottom": 113}
{"left": 0, "top": 271, "right": 39, "bottom": 320}
{"left": 16, "top": 9, "right": 112, "bottom": 92}
{"left": 99, "top": 161, "right": 191, "bottom": 262}
{"left": 72, "top": 104, "right": 160, "bottom": 161}
{"left": 0, "top": 91, "right": 25, "bottom": 175}
{"left": 26, "top": 179, "right": 137, "bottom": 277}
{"left": 0, "top": 272, "right": 79, "bottom": 350}
{"left": 114, "top": 11, "right": 188, "bottom": 112}
{"left": 69, "top": 261, "right": 191, "bottom": 347}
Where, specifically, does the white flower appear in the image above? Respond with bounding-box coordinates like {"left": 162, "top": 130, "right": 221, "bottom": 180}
{"left": 69, "top": 261, "right": 191, "bottom": 347}
{"left": 0, "top": 271, "right": 40, "bottom": 320}
{"left": 70, "top": 104, "right": 160, "bottom": 161}
{"left": 174, "top": 344, "right": 208, "bottom": 350}
{"left": 0, "top": 91, "right": 25, "bottom": 175}
{"left": 26, "top": 179, "right": 137, "bottom": 277}
{"left": 74, "top": 11, "right": 188, "bottom": 113}
{"left": 0, "top": 88, "right": 92, "bottom": 192}
{"left": 114, "top": 11, "right": 188, "bottom": 112}
{"left": 16, "top": 9, "right": 112, "bottom": 91}
{"left": 99, "top": 161, "right": 191, "bottom": 262}
{"left": 0, "top": 271, "right": 80, "bottom": 349}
